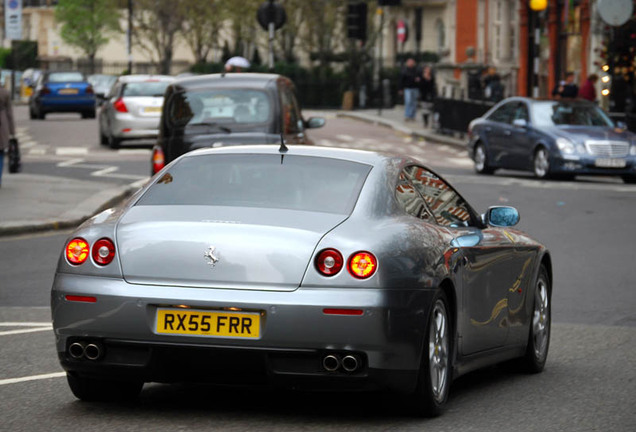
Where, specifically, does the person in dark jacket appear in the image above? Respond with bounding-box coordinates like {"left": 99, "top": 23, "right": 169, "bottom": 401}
{"left": 0, "top": 84, "right": 16, "bottom": 187}
{"left": 552, "top": 71, "right": 578, "bottom": 99}
{"left": 419, "top": 65, "right": 436, "bottom": 127}
{"left": 398, "top": 58, "right": 420, "bottom": 122}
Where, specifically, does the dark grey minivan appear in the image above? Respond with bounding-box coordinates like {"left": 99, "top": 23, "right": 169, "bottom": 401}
{"left": 151, "top": 73, "right": 325, "bottom": 174}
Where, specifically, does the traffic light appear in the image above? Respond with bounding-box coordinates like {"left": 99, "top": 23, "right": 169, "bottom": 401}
{"left": 347, "top": 2, "right": 367, "bottom": 41}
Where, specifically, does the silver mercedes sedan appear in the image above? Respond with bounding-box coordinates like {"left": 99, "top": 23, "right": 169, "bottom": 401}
{"left": 51, "top": 145, "right": 552, "bottom": 416}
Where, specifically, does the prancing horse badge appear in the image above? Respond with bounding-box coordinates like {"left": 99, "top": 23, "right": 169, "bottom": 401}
{"left": 204, "top": 246, "right": 220, "bottom": 267}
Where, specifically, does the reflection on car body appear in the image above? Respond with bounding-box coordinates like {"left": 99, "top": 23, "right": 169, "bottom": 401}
{"left": 52, "top": 145, "right": 552, "bottom": 417}
{"left": 151, "top": 73, "right": 325, "bottom": 174}
{"left": 468, "top": 97, "right": 636, "bottom": 183}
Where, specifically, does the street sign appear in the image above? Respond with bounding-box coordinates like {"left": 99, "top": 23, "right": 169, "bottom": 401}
{"left": 257, "top": 1, "right": 286, "bottom": 31}
{"left": 4, "top": 0, "right": 22, "bottom": 40}
{"left": 397, "top": 19, "right": 408, "bottom": 44}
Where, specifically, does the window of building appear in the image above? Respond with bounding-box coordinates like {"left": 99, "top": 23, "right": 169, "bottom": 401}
{"left": 435, "top": 19, "right": 445, "bottom": 52}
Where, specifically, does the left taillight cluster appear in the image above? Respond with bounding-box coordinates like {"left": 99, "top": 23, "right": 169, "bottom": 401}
{"left": 66, "top": 237, "right": 115, "bottom": 266}
{"left": 315, "top": 249, "right": 377, "bottom": 279}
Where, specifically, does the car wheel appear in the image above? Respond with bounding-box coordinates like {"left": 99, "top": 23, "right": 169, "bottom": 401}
{"left": 519, "top": 266, "right": 551, "bottom": 373}
{"left": 82, "top": 110, "right": 96, "bottom": 119}
{"left": 409, "top": 290, "right": 452, "bottom": 417}
{"left": 533, "top": 147, "right": 551, "bottom": 179}
{"left": 66, "top": 372, "right": 143, "bottom": 402}
{"left": 108, "top": 133, "right": 121, "bottom": 150}
{"left": 473, "top": 143, "right": 494, "bottom": 174}
{"left": 99, "top": 125, "right": 108, "bottom": 145}
{"left": 29, "top": 106, "right": 36, "bottom": 120}
{"left": 622, "top": 175, "right": 636, "bottom": 184}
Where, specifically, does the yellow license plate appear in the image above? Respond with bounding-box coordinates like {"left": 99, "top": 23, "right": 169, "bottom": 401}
{"left": 156, "top": 308, "right": 261, "bottom": 338}
{"left": 144, "top": 106, "right": 162, "bottom": 113}
{"left": 58, "top": 88, "right": 79, "bottom": 95}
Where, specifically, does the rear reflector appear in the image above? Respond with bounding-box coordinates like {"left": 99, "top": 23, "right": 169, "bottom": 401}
{"left": 121, "top": 128, "right": 132, "bottom": 133}
{"left": 65, "top": 295, "right": 97, "bottom": 303}
{"left": 323, "top": 308, "right": 364, "bottom": 316}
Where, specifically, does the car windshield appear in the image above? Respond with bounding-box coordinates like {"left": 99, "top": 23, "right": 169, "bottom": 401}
{"left": 137, "top": 154, "right": 372, "bottom": 215}
{"left": 122, "top": 81, "right": 171, "bottom": 97}
{"left": 88, "top": 75, "right": 116, "bottom": 90}
{"left": 48, "top": 72, "right": 84, "bottom": 83}
{"left": 531, "top": 101, "right": 614, "bottom": 127}
{"left": 167, "top": 89, "right": 273, "bottom": 132}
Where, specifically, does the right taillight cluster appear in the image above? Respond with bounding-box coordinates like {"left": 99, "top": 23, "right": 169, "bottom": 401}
{"left": 65, "top": 237, "right": 116, "bottom": 266}
{"left": 315, "top": 249, "right": 377, "bottom": 279}
{"left": 151, "top": 145, "right": 165, "bottom": 174}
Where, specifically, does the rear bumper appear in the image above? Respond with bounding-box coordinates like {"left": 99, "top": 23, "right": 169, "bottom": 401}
{"left": 38, "top": 96, "right": 96, "bottom": 111}
{"left": 110, "top": 114, "right": 160, "bottom": 140}
{"left": 52, "top": 273, "right": 434, "bottom": 392}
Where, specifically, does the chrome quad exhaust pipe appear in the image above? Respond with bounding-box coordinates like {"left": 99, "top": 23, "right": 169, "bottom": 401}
{"left": 322, "top": 354, "right": 341, "bottom": 372}
{"left": 67, "top": 341, "right": 103, "bottom": 361}
{"left": 341, "top": 355, "right": 359, "bottom": 372}
{"left": 84, "top": 343, "right": 102, "bottom": 361}
{"left": 68, "top": 342, "right": 86, "bottom": 359}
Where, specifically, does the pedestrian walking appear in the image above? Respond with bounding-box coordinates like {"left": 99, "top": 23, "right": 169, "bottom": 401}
{"left": 578, "top": 74, "right": 598, "bottom": 102}
{"left": 482, "top": 67, "right": 504, "bottom": 102}
{"left": 419, "top": 65, "right": 436, "bottom": 128}
{"left": 0, "top": 83, "right": 16, "bottom": 188}
{"left": 398, "top": 58, "right": 420, "bottom": 122}
{"left": 552, "top": 71, "right": 578, "bottom": 99}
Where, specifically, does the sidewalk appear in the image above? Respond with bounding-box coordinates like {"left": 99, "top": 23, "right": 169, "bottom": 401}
{"left": 0, "top": 107, "right": 466, "bottom": 237}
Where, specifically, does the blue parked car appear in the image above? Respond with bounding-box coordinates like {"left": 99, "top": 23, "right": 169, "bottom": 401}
{"left": 29, "top": 71, "right": 96, "bottom": 120}
{"left": 468, "top": 97, "right": 636, "bottom": 183}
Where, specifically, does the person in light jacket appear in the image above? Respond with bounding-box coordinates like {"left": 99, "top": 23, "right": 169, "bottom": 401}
{"left": 0, "top": 84, "right": 16, "bottom": 187}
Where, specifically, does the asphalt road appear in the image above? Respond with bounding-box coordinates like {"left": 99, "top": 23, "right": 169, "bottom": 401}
{"left": 1, "top": 108, "right": 634, "bottom": 431}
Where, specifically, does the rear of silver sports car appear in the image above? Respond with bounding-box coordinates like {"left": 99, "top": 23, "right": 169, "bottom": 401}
{"left": 51, "top": 148, "right": 439, "bottom": 394}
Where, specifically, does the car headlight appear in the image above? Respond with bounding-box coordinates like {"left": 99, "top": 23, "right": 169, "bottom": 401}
{"left": 631, "top": 144, "right": 636, "bottom": 156}
{"left": 556, "top": 138, "right": 576, "bottom": 154}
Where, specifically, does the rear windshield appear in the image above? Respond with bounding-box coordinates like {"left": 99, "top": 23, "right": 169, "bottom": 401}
{"left": 137, "top": 154, "right": 372, "bottom": 215}
{"left": 167, "top": 89, "right": 272, "bottom": 131}
{"left": 48, "top": 72, "right": 84, "bottom": 83}
{"left": 122, "top": 81, "right": 171, "bottom": 97}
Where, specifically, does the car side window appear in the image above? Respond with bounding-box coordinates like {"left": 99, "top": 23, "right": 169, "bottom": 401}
{"left": 488, "top": 102, "right": 514, "bottom": 124}
{"left": 512, "top": 103, "right": 529, "bottom": 122}
{"left": 395, "top": 172, "right": 435, "bottom": 223}
{"left": 404, "top": 166, "right": 473, "bottom": 227}
{"left": 279, "top": 82, "right": 301, "bottom": 134}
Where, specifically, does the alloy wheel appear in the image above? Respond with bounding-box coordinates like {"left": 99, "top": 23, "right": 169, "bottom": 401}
{"left": 429, "top": 299, "right": 449, "bottom": 403}
{"left": 534, "top": 148, "right": 550, "bottom": 178}
{"left": 532, "top": 277, "right": 550, "bottom": 361}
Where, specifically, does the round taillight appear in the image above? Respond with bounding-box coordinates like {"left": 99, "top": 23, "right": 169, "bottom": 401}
{"left": 92, "top": 238, "right": 116, "bottom": 266}
{"left": 348, "top": 251, "right": 377, "bottom": 279}
{"left": 66, "top": 238, "right": 90, "bottom": 265}
{"left": 315, "top": 249, "right": 344, "bottom": 276}
{"left": 152, "top": 146, "right": 165, "bottom": 174}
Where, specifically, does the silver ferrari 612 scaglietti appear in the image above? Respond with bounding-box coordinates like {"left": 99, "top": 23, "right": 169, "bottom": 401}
{"left": 51, "top": 145, "right": 552, "bottom": 417}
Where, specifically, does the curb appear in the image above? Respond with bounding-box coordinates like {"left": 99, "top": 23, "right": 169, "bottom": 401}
{"left": 336, "top": 111, "right": 467, "bottom": 150}
{"left": 0, "top": 184, "right": 136, "bottom": 237}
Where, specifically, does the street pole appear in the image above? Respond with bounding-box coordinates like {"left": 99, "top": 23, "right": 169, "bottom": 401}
{"left": 377, "top": 6, "right": 384, "bottom": 116}
{"left": 127, "top": 0, "right": 133, "bottom": 74}
{"left": 533, "top": 11, "right": 540, "bottom": 98}
{"left": 268, "top": 0, "right": 275, "bottom": 70}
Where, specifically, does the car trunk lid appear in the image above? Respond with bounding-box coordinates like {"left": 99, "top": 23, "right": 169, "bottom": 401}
{"left": 117, "top": 206, "right": 346, "bottom": 291}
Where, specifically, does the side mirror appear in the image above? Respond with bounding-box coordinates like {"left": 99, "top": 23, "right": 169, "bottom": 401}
{"left": 483, "top": 206, "right": 520, "bottom": 227}
{"left": 512, "top": 118, "right": 528, "bottom": 128}
{"left": 305, "top": 117, "right": 326, "bottom": 129}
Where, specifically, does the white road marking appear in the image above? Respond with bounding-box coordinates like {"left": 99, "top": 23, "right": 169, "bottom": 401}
{"left": 0, "top": 372, "right": 66, "bottom": 386}
{"left": 28, "top": 147, "right": 47, "bottom": 155}
{"left": 56, "top": 147, "right": 88, "bottom": 156}
{"left": 91, "top": 166, "right": 119, "bottom": 176}
{"left": 335, "top": 134, "right": 355, "bottom": 142}
{"left": 118, "top": 149, "right": 151, "bottom": 155}
{"left": 0, "top": 327, "right": 52, "bottom": 336}
{"left": 57, "top": 158, "right": 84, "bottom": 167}
{"left": 0, "top": 322, "right": 52, "bottom": 327}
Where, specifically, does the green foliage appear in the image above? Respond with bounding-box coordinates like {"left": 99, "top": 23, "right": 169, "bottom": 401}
{"left": 0, "top": 48, "right": 11, "bottom": 68}
{"left": 54, "top": 0, "right": 121, "bottom": 59}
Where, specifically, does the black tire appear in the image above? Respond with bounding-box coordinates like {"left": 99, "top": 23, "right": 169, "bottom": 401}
{"left": 108, "top": 133, "right": 121, "bottom": 149}
{"left": 82, "top": 110, "right": 96, "bottom": 119}
{"left": 36, "top": 105, "right": 46, "bottom": 120}
{"left": 99, "top": 125, "right": 108, "bottom": 145}
{"left": 66, "top": 373, "right": 143, "bottom": 402}
{"left": 29, "top": 106, "right": 36, "bottom": 120}
{"left": 519, "top": 265, "right": 551, "bottom": 374}
{"left": 622, "top": 175, "right": 636, "bottom": 184}
{"left": 409, "top": 290, "right": 453, "bottom": 417}
{"left": 473, "top": 143, "right": 494, "bottom": 174}
{"left": 533, "top": 147, "right": 551, "bottom": 179}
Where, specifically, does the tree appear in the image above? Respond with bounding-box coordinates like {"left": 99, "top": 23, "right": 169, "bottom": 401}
{"left": 132, "top": 0, "right": 184, "bottom": 75}
{"left": 54, "top": 0, "right": 120, "bottom": 74}
{"left": 179, "top": 0, "right": 226, "bottom": 65}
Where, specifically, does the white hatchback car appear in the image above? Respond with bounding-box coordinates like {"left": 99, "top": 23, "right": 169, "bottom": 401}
{"left": 98, "top": 74, "right": 175, "bottom": 149}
